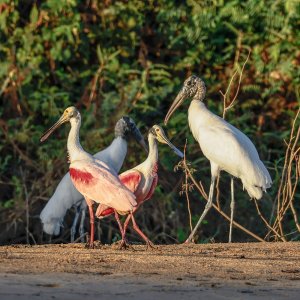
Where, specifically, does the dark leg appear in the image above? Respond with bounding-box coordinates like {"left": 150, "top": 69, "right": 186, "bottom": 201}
{"left": 70, "top": 205, "right": 81, "bottom": 243}
{"left": 79, "top": 205, "right": 87, "bottom": 243}
{"left": 130, "top": 213, "right": 155, "bottom": 249}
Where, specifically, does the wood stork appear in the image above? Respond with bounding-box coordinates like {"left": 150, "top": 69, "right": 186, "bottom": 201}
{"left": 40, "top": 117, "right": 146, "bottom": 242}
{"left": 40, "top": 106, "right": 137, "bottom": 248}
{"left": 164, "top": 75, "right": 272, "bottom": 243}
{"left": 96, "top": 125, "right": 183, "bottom": 248}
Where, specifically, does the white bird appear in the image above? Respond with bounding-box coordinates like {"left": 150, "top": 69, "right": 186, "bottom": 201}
{"left": 164, "top": 75, "right": 272, "bottom": 243}
{"left": 40, "top": 115, "right": 146, "bottom": 242}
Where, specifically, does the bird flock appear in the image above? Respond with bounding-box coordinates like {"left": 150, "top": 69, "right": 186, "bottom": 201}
{"left": 40, "top": 75, "right": 272, "bottom": 248}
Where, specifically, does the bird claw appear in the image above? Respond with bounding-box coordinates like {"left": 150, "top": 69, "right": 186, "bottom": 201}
{"left": 184, "top": 238, "right": 195, "bottom": 244}
{"left": 118, "top": 239, "right": 135, "bottom": 251}
{"left": 85, "top": 242, "right": 95, "bottom": 249}
{"left": 145, "top": 240, "right": 156, "bottom": 251}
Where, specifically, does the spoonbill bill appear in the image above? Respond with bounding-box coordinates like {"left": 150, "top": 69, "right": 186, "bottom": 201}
{"left": 40, "top": 116, "right": 146, "bottom": 242}
{"left": 164, "top": 75, "right": 272, "bottom": 243}
{"left": 40, "top": 106, "right": 137, "bottom": 248}
{"left": 96, "top": 125, "right": 183, "bottom": 248}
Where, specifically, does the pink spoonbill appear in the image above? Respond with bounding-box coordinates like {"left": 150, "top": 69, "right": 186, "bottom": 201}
{"left": 40, "top": 106, "right": 137, "bottom": 248}
{"left": 96, "top": 125, "right": 183, "bottom": 248}
{"left": 40, "top": 116, "right": 146, "bottom": 243}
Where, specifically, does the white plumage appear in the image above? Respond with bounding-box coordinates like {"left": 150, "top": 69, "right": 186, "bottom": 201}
{"left": 188, "top": 100, "right": 272, "bottom": 199}
{"left": 165, "top": 75, "right": 272, "bottom": 243}
{"left": 40, "top": 117, "right": 145, "bottom": 241}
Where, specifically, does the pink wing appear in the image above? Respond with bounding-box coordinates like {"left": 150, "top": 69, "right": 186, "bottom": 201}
{"left": 70, "top": 160, "right": 136, "bottom": 212}
{"left": 144, "top": 174, "right": 158, "bottom": 201}
{"left": 119, "top": 169, "right": 142, "bottom": 193}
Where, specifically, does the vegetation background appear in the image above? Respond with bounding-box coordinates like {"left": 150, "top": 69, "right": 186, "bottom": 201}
{"left": 0, "top": 0, "right": 299, "bottom": 245}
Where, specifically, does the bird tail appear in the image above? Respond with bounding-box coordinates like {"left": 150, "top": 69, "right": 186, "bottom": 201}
{"left": 95, "top": 204, "right": 114, "bottom": 219}
{"left": 242, "top": 161, "right": 272, "bottom": 200}
{"left": 243, "top": 183, "right": 263, "bottom": 200}
{"left": 42, "top": 221, "right": 61, "bottom": 236}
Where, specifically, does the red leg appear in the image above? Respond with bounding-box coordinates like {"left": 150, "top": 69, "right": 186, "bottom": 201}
{"left": 130, "top": 213, "right": 155, "bottom": 249}
{"left": 114, "top": 210, "right": 124, "bottom": 236}
{"left": 123, "top": 214, "right": 131, "bottom": 237}
{"left": 118, "top": 214, "right": 132, "bottom": 249}
{"left": 84, "top": 197, "right": 95, "bottom": 248}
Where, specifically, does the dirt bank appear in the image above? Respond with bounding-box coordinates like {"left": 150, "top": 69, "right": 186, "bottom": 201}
{"left": 0, "top": 242, "right": 299, "bottom": 299}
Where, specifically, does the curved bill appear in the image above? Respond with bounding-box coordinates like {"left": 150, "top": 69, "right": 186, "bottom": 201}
{"left": 40, "top": 114, "right": 68, "bottom": 143}
{"left": 156, "top": 127, "right": 184, "bottom": 158}
{"left": 132, "top": 126, "right": 148, "bottom": 153}
{"left": 164, "top": 88, "right": 187, "bottom": 125}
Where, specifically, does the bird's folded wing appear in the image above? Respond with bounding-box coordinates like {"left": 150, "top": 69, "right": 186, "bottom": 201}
{"left": 70, "top": 160, "right": 137, "bottom": 211}
{"left": 119, "top": 169, "right": 142, "bottom": 193}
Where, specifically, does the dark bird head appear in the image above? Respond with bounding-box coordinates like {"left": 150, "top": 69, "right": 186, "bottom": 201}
{"left": 164, "top": 75, "right": 206, "bottom": 125}
{"left": 115, "top": 116, "right": 148, "bottom": 151}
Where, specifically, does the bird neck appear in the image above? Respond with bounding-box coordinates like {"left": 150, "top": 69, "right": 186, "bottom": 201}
{"left": 105, "top": 137, "right": 128, "bottom": 173}
{"left": 67, "top": 117, "right": 87, "bottom": 163}
{"left": 193, "top": 88, "right": 206, "bottom": 102}
{"left": 147, "top": 134, "right": 158, "bottom": 165}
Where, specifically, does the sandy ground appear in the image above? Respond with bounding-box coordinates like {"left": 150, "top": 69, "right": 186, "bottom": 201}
{"left": 0, "top": 242, "right": 299, "bottom": 299}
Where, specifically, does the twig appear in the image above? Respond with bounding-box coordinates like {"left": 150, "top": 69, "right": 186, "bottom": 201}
{"left": 0, "top": 70, "right": 15, "bottom": 97}
{"left": 254, "top": 199, "right": 284, "bottom": 241}
{"left": 220, "top": 49, "right": 251, "bottom": 119}
{"left": 183, "top": 140, "right": 193, "bottom": 233}
{"left": 271, "top": 107, "right": 300, "bottom": 238}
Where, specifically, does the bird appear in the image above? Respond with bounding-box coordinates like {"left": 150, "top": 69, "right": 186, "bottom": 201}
{"left": 95, "top": 125, "right": 183, "bottom": 248}
{"left": 40, "top": 106, "right": 137, "bottom": 248}
{"left": 164, "top": 75, "right": 272, "bottom": 243}
{"left": 40, "top": 116, "right": 147, "bottom": 243}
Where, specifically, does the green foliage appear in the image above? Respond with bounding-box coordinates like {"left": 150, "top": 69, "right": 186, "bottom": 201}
{"left": 0, "top": 0, "right": 299, "bottom": 244}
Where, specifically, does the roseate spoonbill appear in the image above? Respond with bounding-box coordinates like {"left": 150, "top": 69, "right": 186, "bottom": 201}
{"left": 164, "top": 75, "right": 272, "bottom": 243}
{"left": 40, "top": 116, "right": 146, "bottom": 242}
{"left": 40, "top": 106, "right": 137, "bottom": 248}
{"left": 96, "top": 125, "right": 183, "bottom": 248}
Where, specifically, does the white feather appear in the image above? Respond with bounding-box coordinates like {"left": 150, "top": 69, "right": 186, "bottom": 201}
{"left": 188, "top": 100, "right": 272, "bottom": 199}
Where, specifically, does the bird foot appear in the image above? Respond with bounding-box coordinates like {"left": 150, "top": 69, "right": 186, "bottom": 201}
{"left": 145, "top": 240, "right": 156, "bottom": 251}
{"left": 118, "top": 239, "right": 135, "bottom": 251}
{"left": 85, "top": 242, "right": 95, "bottom": 249}
{"left": 184, "top": 238, "right": 195, "bottom": 244}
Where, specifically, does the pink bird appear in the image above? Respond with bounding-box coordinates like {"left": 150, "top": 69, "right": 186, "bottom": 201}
{"left": 96, "top": 125, "right": 183, "bottom": 248}
{"left": 40, "top": 106, "right": 137, "bottom": 248}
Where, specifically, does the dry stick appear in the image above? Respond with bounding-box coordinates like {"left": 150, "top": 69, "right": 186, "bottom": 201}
{"left": 183, "top": 159, "right": 264, "bottom": 242}
{"left": 280, "top": 125, "right": 300, "bottom": 214}
{"left": 274, "top": 147, "right": 300, "bottom": 235}
{"left": 289, "top": 152, "right": 300, "bottom": 232}
{"left": 183, "top": 141, "right": 193, "bottom": 233}
{"left": 89, "top": 62, "right": 105, "bottom": 104}
{"left": 221, "top": 49, "right": 251, "bottom": 119}
{"left": 272, "top": 107, "right": 300, "bottom": 236}
{"left": 0, "top": 70, "right": 15, "bottom": 97}
{"left": 19, "top": 167, "right": 29, "bottom": 244}
{"left": 254, "top": 199, "right": 284, "bottom": 241}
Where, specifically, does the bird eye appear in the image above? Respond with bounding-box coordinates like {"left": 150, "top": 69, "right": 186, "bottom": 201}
{"left": 155, "top": 128, "right": 159, "bottom": 132}
{"left": 187, "top": 81, "right": 192, "bottom": 86}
